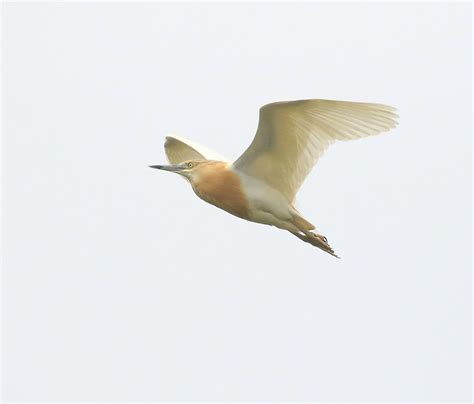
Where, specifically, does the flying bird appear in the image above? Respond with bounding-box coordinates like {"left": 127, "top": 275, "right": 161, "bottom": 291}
{"left": 150, "top": 99, "right": 398, "bottom": 257}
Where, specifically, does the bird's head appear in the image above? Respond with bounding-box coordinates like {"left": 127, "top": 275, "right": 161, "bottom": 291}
{"left": 149, "top": 160, "right": 208, "bottom": 182}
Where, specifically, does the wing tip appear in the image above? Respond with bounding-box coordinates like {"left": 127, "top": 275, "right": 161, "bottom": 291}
{"left": 164, "top": 134, "right": 195, "bottom": 150}
{"left": 164, "top": 134, "right": 181, "bottom": 143}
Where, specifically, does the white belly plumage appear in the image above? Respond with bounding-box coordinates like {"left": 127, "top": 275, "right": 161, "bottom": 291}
{"left": 231, "top": 167, "right": 301, "bottom": 232}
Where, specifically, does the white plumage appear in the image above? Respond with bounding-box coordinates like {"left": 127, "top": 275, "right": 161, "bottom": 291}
{"left": 232, "top": 99, "right": 398, "bottom": 202}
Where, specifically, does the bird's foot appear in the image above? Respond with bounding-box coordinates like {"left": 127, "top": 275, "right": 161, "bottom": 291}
{"left": 291, "top": 231, "right": 340, "bottom": 258}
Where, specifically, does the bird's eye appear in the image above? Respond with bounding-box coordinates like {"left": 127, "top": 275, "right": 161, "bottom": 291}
{"left": 187, "top": 162, "right": 193, "bottom": 168}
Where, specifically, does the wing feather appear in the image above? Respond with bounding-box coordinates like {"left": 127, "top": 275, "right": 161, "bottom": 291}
{"left": 164, "top": 135, "right": 228, "bottom": 164}
{"left": 232, "top": 99, "right": 398, "bottom": 202}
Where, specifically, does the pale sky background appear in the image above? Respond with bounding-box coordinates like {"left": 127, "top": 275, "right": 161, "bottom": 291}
{"left": 2, "top": 2, "right": 472, "bottom": 401}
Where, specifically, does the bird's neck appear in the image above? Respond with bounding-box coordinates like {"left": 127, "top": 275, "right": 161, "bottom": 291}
{"left": 190, "top": 162, "right": 250, "bottom": 220}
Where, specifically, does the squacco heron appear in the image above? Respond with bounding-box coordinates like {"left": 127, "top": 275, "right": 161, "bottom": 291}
{"left": 150, "top": 99, "right": 398, "bottom": 257}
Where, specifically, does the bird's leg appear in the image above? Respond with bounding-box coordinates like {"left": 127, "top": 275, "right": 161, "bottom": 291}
{"left": 290, "top": 231, "right": 310, "bottom": 243}
{"left": 290, "top": 231, "right": 340, "bottom": 258}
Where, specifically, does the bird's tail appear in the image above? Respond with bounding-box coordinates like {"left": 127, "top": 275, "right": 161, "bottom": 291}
{"left": 290, "top": 231, "right": 340, "bottom": 258}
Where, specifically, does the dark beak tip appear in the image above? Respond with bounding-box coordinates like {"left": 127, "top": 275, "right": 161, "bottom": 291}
{"left": 149, "top": 165, "right": 162, "bottom": 170}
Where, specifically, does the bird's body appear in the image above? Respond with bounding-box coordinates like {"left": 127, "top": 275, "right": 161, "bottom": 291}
{"left": 196, "top": 162, "right": 307, "bottom": 231}
{"left": 151, "top": 99, "right": 398, "bottom": 257}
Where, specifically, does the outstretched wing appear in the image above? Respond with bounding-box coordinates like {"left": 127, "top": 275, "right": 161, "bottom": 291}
{"left": 164, "top": 135, "right": 228, "bottom": 164}
{"left": 232, "top": 99, "right": 398, "bottom": 202}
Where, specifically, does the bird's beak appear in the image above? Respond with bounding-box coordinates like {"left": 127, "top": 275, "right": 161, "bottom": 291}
{"left": 149, "top": 164, "right": 182, "bottom": 173}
